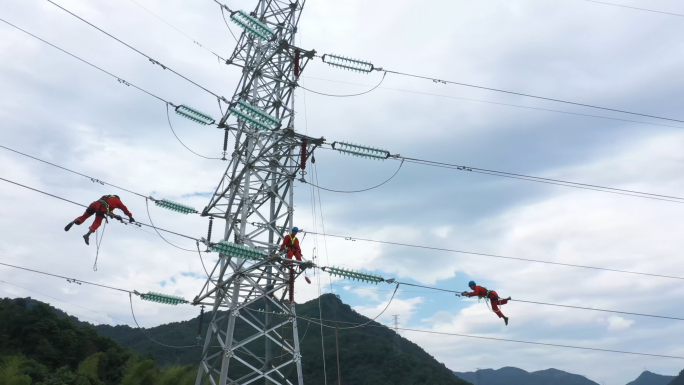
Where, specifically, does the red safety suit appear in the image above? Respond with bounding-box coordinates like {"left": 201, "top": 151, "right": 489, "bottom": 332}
{"left": 280, "top": 234, "right": 302, "bottom": 261}
{"left": 73, "top": 195, "right": 132, "bottom": 232}
{"left": 465, "top": 285, "right": 508, "bottom": 318}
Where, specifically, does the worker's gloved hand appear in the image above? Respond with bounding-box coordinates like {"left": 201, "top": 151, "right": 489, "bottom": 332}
{"left": 129, "top": 217, "right": 135, "bottom": 223}
{"left": 461, "top": 291, "right": 468, "bottom": 296}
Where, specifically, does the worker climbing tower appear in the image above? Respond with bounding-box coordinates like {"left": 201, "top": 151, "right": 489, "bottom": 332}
{"left": 192, "top": 1, "right": 321, "bottom": 384}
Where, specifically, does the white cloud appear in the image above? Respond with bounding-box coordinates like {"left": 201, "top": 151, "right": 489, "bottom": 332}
{"left": 606, "top": 316, "right": 634, "bottom": 332}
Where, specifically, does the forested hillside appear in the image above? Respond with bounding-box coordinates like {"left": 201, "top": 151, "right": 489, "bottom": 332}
{"left": 0, "top": 297, "right": 196, "bottom": 384}
{"left": 0, "top": 295, "right": 469, "bottom": 384}
{"left": 95, "top": 293, "right": 469, "bottom": 385}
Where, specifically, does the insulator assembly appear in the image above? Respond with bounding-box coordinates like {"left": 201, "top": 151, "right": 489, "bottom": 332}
{"left": 154, "top": 199, "right": 198, "bottom": 214}
{"left": 334, "top": 142, "right": 390, "bottom": 160}
{"left": 230, "top": 10, "right": 275, "bottom": 40}
{"left": 140, "top": 292, "right": 188, "bottom": 305}
{"left": 322, "top": 54, "right": 374, "bottom": 73}
{"left": 175, "top": 105, "right": 215, "bottom": 125}
{"left": 323, "top": 266, "right": 384, "bottom": 284}
{"left": 209, "top": 240, "right": 265, "bottom": 261}
{"left": 230, "top": 100, "right": 280, "bottom": 131}
{"left": 300, "top": 140, "right": 307, "bottom": 170}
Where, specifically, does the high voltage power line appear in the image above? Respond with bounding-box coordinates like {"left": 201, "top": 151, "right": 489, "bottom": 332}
{"left": 126, "top": 0, "right": 229, "bottom": 61}
{"left": 0, "top": 21, "right": 225, "bottom": 160}
{"left": 301, "top": 76, "right": 684, "bottom": 130}
{"left": 581, "top": 0, "right": 684, "bottom": 17}
{"left": 3, "top": 259, "right": 684, "bottom": 359}
{"left": 396, "top": 157, "right": 684, "bottom": 203}
{"left": 0, "top": 18, "right": 170, "bottom": 106}
{"left": 82, "top": 0, "right": 684, "bottom": 131}
{"left": 46, "top": 0, "right": 227, "bottom": 102}
{"left": 248, "top": 308, "right": 684, "bottom": 360}
{"left": 0, "top": 177, "right": 199, "bottom": 242}
{"left": 45, "top": 0, "right": 684, "bottom": 126}
{"left": 3, "top": 143, "right": 684, "bottom": 282}
{"left": 304, "top": 231, "right": 684, "bottom": 281}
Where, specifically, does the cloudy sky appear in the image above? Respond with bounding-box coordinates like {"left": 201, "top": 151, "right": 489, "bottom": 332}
{"left": 2, "top": 0, "right": 684, "bottom": 383}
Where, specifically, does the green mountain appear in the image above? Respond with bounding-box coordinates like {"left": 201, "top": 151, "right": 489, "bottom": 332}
{"left": 0, "top": 297, "right": 201, "bottom": 384}
{"left": 669, "top": 370, "right": 684, "bottom": 385}
{"left": 1, "top": 294, "right": 468, "bottom": 384}
{"left": 454, "top": 367, "right": 599, "bottom": 385}
{"left": 94, "top": 293, "right": 468, "bottom": 385}
{"left": 626, "top": 371, "right": 676, "bottom": 385}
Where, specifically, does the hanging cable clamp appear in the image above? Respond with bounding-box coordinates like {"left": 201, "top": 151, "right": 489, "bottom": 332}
{"left": 90, "top": 178, "right": 105, "bottom": 185}
{"left": 148, "top": 58, "right": 167, "bottom": 70}
{"left": 385, "top": 278, "right": 396, "bottom": 284}
{"left": 117, "top": 78, "right": 131, "bottom": 86}
{"left": 66, "top": 278, "right": 82, "bottom": 285}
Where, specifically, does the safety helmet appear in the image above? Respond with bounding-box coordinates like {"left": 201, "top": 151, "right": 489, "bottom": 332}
{"left": 292, "top": 227, "right": 299, "bottom": 232}
{"left": 468, "top": 281, "right": 476, "bottom": 287}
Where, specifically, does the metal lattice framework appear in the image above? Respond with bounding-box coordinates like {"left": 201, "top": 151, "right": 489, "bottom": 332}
{"left": 193, "top": 1, "right": 320, "bottom": 384}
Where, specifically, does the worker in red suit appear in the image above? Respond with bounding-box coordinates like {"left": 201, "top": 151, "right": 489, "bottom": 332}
{"left": 64, "top": 194, "right": 134, "bottom": 245}
{"left": 462, "top": 281, "right": 511, "bottom": 325}
{"left": 280, "top": 227, "right": 302, "bottom": 261}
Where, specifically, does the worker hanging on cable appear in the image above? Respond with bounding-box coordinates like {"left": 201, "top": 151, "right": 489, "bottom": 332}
{"left": 281, "top": 227, "right": 303, "bottom": 262}
{"left": 462, "top": 281, "right": 511, "bottom": 325}
{"left": 64, "top": 194, "right": 135, "bottom": 245}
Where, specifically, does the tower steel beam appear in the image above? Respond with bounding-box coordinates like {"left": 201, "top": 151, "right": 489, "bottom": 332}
{"left": 194, "top": 1, "right": 320, "bottom": 384}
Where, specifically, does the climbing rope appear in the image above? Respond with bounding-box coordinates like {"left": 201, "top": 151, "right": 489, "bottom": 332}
{"left": 93, "top": 219, "right": 107, "bottom": 271}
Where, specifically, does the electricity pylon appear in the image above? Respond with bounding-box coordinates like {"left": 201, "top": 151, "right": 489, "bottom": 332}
{"left": 392, "top": 315, "right": 401, "bottom": 353}
{"left": 191, "top": 1, "right": 320, "bottom": 384}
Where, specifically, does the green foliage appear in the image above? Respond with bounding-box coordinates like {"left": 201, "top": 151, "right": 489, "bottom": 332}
{"left": 77, "top": 353, "right": 102, "bottom": 377}
{"left": 0, "top": 355, "right": 32, "bottom": 385}
{"left": 121, "top": 359, "right": 156, "bottom": 385}
{"left": 37, "top": 366, "right": 101, "bottom": 385}
{"left": 157, "top": 365, "right": 196, "bottom": 385}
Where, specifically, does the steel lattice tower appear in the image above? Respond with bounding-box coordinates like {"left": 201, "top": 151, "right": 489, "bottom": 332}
{"left": 192, "top": 1, "right": 320, "bottom": 384}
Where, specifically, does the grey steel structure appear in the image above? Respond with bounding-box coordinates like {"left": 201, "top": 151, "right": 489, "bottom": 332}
{"left": 192, "top": 1, "right": 320, "bottom": 384}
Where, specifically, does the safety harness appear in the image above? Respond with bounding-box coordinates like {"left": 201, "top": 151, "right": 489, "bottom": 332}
{"left": 479, "top": 288, "right": 493, "bottom": 301}
{"left": 96, "top": 195, "right": 120, "bottom": 216}
{"left": 285, "top": 234, "right": 298, "bottom": 250}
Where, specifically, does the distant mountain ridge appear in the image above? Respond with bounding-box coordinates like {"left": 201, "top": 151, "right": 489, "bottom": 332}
{"left": 454, "top": 366, "right": 599, "bottom": 385}
{"left": 454, "top": 367, "right": 684, "bottom": 385}
{"left": 626, "top": 371, "right": 676, "bottom": 385}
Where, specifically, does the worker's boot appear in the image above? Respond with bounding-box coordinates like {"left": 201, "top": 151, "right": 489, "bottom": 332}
{"left": 64, "top": 221, "right": 75, "bottom": 232}
{"left": 503, "top": 316, "right": 509, "bottom": 326}
{"left": 83, "top": 232, "right": 91, "bottom": 245}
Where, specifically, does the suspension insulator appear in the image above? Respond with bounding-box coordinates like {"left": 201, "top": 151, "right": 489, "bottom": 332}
{"left": 207, "top": 217, "right": 214, "bottom": 244}
{"left": 140, "top": 292, "right": 188, "bottom": 305}
{"left": 323, "top": 266, "right": 384, "bottom": 284}
{"left": 155, "top": 199, "right": 198, "bottom": 214}
{"left": 294, "top": 51, "right": 300, "bottom": 77}
{"left": 222, "top": 129, "right": 229, "bottom": 160}
{"left": 175, "top": 105, "right": 215, "bottom": 125}
{"left": 300, "top": 140, "right": 307, "bottom": 170}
